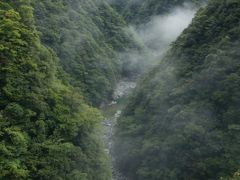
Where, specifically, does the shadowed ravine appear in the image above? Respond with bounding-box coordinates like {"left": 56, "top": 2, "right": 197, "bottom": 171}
{"left": 102, "top": 79, "right": 136, "bottom": 180}
{"left": 1, "top": 1, "right": 239, "bottom": 179}
{"left": 100, "top": 4, "right": 199, "bottom": 179}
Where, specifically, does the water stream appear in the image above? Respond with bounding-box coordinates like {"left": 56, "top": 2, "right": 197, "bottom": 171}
{"left": 102, "top": 79, "right": 136, "bottom": 180}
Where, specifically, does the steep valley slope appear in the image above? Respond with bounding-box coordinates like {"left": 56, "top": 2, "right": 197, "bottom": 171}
{"left": 114, "top": 0, "right": 240, "bottom": 179}
{"left": 0, "top": 0, "right": 239, "bottom": 179}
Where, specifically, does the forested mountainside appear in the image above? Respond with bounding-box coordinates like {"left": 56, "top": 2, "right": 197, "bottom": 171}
{"left": 115, "top": 0, "right": 240, "bottom": 179}
{"left": 32, "top": 0, "right": 138, "bottom": 106}
{"left": 110, "top": 0, "right": 205, "bottom": 78}
{"left": 1, "top": 0, "right": 240, "bottom": 179}
{"left": 113, "top": 0, "right": 205, "bottom": 24}
{"left": 0, "top": 1, "right": 111, "bottom": 179}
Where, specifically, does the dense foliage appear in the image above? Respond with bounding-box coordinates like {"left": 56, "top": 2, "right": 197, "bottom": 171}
{"left": 221, "top": 170, "right": 240, "bottom": 180}
{"left": 1, "top": 0, "right": 240, "bottom": 179}
{"left": 115, "top": 0, "right": 240, "bottom": 179}
{"left": 0, "top": 1, "right": 111, "bottom": 179}
{"left": 113, "top": 0, "right": 205, "bottom": 24}
{"left": 32, "top": 0, "right": 138, "bottom": 106}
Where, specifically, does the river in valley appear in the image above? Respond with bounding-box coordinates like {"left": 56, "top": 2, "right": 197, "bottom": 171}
{"left": 101, "top": 79, "right": 136, "bottom": 180}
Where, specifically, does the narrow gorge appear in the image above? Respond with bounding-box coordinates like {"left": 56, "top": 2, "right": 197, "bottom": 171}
{"left": 0, "top": 0, "right": 239, "bottom": 180}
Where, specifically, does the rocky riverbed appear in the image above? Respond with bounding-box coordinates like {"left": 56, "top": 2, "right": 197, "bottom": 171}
{"left": 102, "top": 79, "right": 136, "bottom": 180}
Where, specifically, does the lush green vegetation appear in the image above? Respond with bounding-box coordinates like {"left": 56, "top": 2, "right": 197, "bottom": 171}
{"left": 0, "top": 1, "right": 111, "bottom": 179}
{"left": 1, "top": 0, "right": 240, "bottom": 179}
{"left": 32, "top": 0, "right": 138, "bottom": 106}
{"left": 113, "top": 0, "right": 205, "bottom": 24}
{"left": 114, "top": 0, "right": 240, "bottom": 179}
{"left": 221, "top": 170, "right": 240, "bottom": 180}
